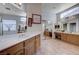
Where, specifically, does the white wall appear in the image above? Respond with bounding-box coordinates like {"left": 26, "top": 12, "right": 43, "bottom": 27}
{"left": 26, "top": 3, "right": 42, "bottom": 18}
{"left": 24, "top": 3, "right": 42, "bottom": 32}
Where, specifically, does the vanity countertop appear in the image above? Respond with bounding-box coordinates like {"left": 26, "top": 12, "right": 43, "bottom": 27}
{"left": 0, "top": 31, "right": 42, "bottom": 51}
{"left": 54, "top": 31, "right": 79, "bottom": 35}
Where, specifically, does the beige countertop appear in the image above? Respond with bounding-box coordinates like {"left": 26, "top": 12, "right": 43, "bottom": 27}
{"left": 0, "top": 31, "right": 42, "bottom": 51}
{"left": 54, "top": 31, "right": 79, "bottom": 35}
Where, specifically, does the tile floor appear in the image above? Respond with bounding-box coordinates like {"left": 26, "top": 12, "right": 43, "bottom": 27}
{"left": 35, "top": 36, "right": 79, "bottom": 55}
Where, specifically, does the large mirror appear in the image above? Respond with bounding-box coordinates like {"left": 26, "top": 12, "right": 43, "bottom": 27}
{"left": 0, "top": 14, "right": 27, "bottom": 36}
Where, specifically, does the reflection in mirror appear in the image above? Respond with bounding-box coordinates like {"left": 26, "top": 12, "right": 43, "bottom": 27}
{"left": 0, "top": 14, "right": 24, "bottom": 36}
{"left": 0, "top": 16, "right": 3, "bottom": 36}
{"left": 0, "top": 21, "right": 2, "bottom": 35}
{"left": 18, "top": 17, "right": 27, "bottom": 33}
{"left": 3, "top": 20, "right": 16, "bottom": 35}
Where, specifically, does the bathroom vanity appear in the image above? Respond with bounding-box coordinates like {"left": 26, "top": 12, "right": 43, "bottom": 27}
{"left": 54, "top": 32, "right": 79, "bottom": 45}
{"left": 0, "top": 31, "right": 41, "bottom": 55}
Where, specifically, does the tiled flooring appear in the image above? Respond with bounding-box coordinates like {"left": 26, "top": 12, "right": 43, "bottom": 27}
{"left": 35, "top": 36, "right": 79, "bottom": 55}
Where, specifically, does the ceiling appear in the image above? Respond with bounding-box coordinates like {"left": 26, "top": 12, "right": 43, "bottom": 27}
{"left": 0, "top": 3, "right": 26, "bottom": 16}
{"left": 0, "top": 3, "right": 77, "bottom": 17}
{"left": 42, "top": 3, "right": 77, "bottom": 13}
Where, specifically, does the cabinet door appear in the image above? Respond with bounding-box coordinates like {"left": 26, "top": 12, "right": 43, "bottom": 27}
{"left": 25, "top": 37, "right": 35, "bottom": 55}
{"left": 0, "top": 50, "right": 7, "bottom": 55}
{"left": 29, "top": 40, "right": 35, "bottom": 55}
{"left": 7, "top": 42, "right": 24, "bottom": 55}
{"left": 15, "top": 49, "right": 24, "bottom": 55}
{"left": 67, "top": 34, "right": 79, "bottom": 45}
{"left": 0, "top": 42, "right": 24, "bottom": 55}
{"left": 44, "top": 31, "right": 49, "bottom": 36}
{"left": 35, "top": 35, "right": 40, "bottom": 50}
{"left": 61, "top": 33, "right": 67, "bottom": 41}
{"left": 73, "top": 35, "right": 79, "bottom": 45}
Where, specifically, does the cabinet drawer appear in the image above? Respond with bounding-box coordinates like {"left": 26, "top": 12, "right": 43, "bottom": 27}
{"left": 7, "top": 42, "right": 23, "bottom": 55}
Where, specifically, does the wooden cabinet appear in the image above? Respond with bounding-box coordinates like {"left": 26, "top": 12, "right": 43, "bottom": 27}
{"left": 0, "top": 42, "right": 24, "bottom": 55}
{"left": 0, "top": 50, "right": 7, "bottom": 55}
{"left": 15, "top": 49, "right": 24, "bottom": 55}
{"left": 54, "top": 32, "right": 61, "bottom": 39}
{"left": 44, "top": 31, "right": 49, "bottom": 36}
{"left": 35, "top": 35, "right": 40, "bottom": 50}
{"left": 44, "top": 30, "right": 52, "bottom": 37}
{"left": 67, "top": 34, "right": 79, "bottom": 45}
{"left": 24, "top": 35, "right": 40, "bottom": 55}
{"left": 0, "top": 34, "right": 40, "bottom": 55}
{"left": 25, "top": 37, "right": 36, "bottom": 55}
{"left": 61, "top": 33, "right": 79, "bottom": 45}
{"left": 61, "top": 33, "right": 67, "bottom": 41}
{"left": 6, "top": 42, "right": 24, "bottom": 55}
